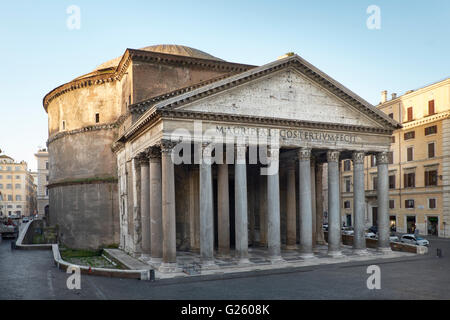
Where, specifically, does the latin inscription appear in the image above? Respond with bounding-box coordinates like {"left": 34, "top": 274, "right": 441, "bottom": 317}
{"left": 215, "top": 125, "right": 357, "bottom": 144}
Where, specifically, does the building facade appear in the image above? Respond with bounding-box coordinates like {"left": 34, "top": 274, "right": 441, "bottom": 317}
{"left": 0, "top": 155, "right": 36, "bottom": 217}
{"left": 340, "top": 78, "right": 450, "bottom": 238}
{"left": 35, "top": 148, "right": 49, "bottom": 218}
{"left": 44, "top": 45, "right": 399, "bottom": 271}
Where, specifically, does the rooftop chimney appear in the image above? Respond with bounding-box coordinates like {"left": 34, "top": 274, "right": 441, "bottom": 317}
{"left": 381, "top": 90, "right": 388, "bottom": 103}
{"left": 391, "top": 93, "right": 397, "bottom": 100}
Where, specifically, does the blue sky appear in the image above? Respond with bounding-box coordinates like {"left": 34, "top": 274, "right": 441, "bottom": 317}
{"left": 0, "top": 0, "right": 448, "bottom": 170}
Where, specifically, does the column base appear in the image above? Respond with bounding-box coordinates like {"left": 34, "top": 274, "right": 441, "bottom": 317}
{"left": 285, "top": 244, "right": 298, "bottom": 250}
{"left": 150, "top": 257, "right": 162, "bottom": 265}
{"left": 353, "top": 248, "right": 369, "bottom": 256}
{"left": 158, "top": 262, "right": 180, "bottom": 273}
{"left": 237, "top": 258, "right": 251, "bottom": 265}
{"left": 299, "top": 252, "right": 315, "bottom": 259}
{"left": 140, "top": 253, "right": 151, "bottom": 262}
{"left": 216, "top": 252, "right": 231, "bottom": 260}
{"left": 377, "top": 247, "right": 392, "bottom": 254}
{"left": 327, "top": 250, "right": 344, "bottom": 258}
{"left": 268, "top": 256, "right": 285, "bottom": 264}
{"left": 201, "top": 260, "right": 217, "bottom": 270}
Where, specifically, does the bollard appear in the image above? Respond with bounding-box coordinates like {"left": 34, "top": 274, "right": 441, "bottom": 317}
{"left": 437, "top": 248, "right": 442, "bottom": 258}
{"left": 150, "top": 269, "right": 155, "bottom": 281}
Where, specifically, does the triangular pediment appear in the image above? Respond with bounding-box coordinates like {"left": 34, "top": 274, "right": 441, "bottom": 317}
{"left": 173, "top": 68, "right": 384, "bottom": 128}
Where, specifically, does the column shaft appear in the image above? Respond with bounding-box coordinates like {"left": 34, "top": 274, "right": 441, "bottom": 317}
{"left": 199, "top": 144, "right": 214, "bottom": 264}
{"left": 286, "top": 161, "right": 297, "bottom": 249}
{"left": 267, "top": 148, "right": 281, "bottom": 261}
{"left": 315, "top": 164, "right": 326, "bottom": 245}
{"left": 353, "top": 152, "right": 367, "bottom": 253}
{"left": 149, "top": 147, "right": 163, "bottom": 262}
{"left": 310, "top": 161, "right": 317, "bottom": 247}
{"left": 217, "top": 163, "right": 230, "bottom": 256}
{"left": 377, "top": 152, "right": 391, "bottom": 252}
{"left": 299, "top": 148, "right": 314, "bottom": 258}
{"left": 259, "top": 174, "right": 267, "bottom": 246}
{"left": 161, "top": 142, "right": 177, "bottom": 270}
{"left": 139, "top": 155, "right": 151, "bottom": 259}
{"left": 327, "top": 150, "right": 342, "bottom": 257}
{"left": 235, "top": 145, "right": 249, "bottom": 263}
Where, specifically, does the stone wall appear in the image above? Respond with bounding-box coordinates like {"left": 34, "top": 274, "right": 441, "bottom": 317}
{"left": 49, "top": 182, "right": 119, "bottom": 250}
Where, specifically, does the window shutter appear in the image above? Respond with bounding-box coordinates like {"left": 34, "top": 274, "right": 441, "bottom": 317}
{"left": 428, "top": 143, "right": 435, "bottom": 158}
{"left": 428, "top": 100, "right": 435, "bottom": 115}
{"left": 407, "top": 107, "right": 413, "bottom": 121}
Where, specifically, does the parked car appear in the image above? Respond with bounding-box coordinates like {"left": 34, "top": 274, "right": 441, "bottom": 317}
{"left": 368, "top": 226, "right": 378, "bottom": 234}
{"left": 400, "top": 234, "right": 429, "bottom": 246}
{"left": 365, "top": 232, "right": 376, "bottom": 239}
{"left": 342, "top": 227, "right": 354, "bottom": 235}
{"left": 322, "top": 224, "right": 328, "bottom": 231}
{"left": 22, "top": 217, "right": 29, "bottom": 223}
{"left": 390, "top": 233, "right": 399, "bottom": 242}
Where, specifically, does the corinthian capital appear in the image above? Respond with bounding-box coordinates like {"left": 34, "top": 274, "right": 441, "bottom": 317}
{"left": 376, "top": 151, "right": 389, "bottom": 165}
{"left": 327, "top": 150, "right": 340, "bottom": 163}
{"left": 352, "top": 151, "right": 365, "bottom": 164}
{"left": 297, "top": 147, "right": 311, "bottom": 161}
{"left": 160, "top": 139, "right": 177, "bottom": 154}
{"left": 148, "top": 145, "right": 161, "bottom": 160}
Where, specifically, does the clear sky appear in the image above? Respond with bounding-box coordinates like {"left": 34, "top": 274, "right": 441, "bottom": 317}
{"left": 0, "top": 0, "right": 448, "bottom": 170}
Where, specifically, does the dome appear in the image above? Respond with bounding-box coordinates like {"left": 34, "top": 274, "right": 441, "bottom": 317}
{"left": 93, "top": 44, "right": 223, "bottom": 72}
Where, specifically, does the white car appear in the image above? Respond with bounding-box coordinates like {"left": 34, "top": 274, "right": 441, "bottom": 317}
{"left": 390, "top": 235, "right": 400, "bottom": 242}
{"left": 365, "top": 232, "right": 376, "bottom": 239}
{"left": 400, "top": 234, "right": 429, "bottom": 246}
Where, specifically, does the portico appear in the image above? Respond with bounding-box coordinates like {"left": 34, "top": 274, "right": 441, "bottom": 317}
{"left": 114, "top": 54, "right": 400, "bottom": 272}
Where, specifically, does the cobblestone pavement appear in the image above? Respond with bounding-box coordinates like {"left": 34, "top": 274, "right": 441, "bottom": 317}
{"left": 1, "top": 237, "right": 449, "bottom": 300}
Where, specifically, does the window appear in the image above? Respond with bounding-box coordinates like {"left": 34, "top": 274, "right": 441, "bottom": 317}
{"left": 429, "top": 198, "right": 437, "bottom": 209}
{"left": 343, "top": 160, "right": 351, "bottom": 171}
{"left": 0, "top": 184, "right": 2, "bottom": 189}
{"left": 15, "top": 175, "right": 19, "bottom": 179}
{"left": 389, "top": 175, "right": 396, "bottom": 189}
{"left": 373, "top": 177, "right": 378, "bottom": 190}
{"left": 404, "top": 172, "right": 415, "bottom": 188}
{"left": 62, "top": 120, "right": 66, "bottom": 131}
{"left": 6, "top": 175, "right": 11, "bottom": 179}
{"left": 405, "top": 199, "right": 415, "bottom": 208}
{"left": 345, "top": 179, "right": 351, "bottom": 192}
{"left": 388, "top": 113, "right": 394, "bottom": 119}
{"left": 15, "top": 184, "right": 20, "bottom": 189}
{"left": 371, "top": 155, "right": 376, "bottom": 167}
{"left": 7, "top": 167, "right": 11, "bottom": 171}
{"left": 425, "top": 170, "right": 438, "bottom": 186}
{"left": 428, "top": 100, "right": 435, "bottom": 115}
{"left": 391, "top": 136, "right": 395, "bottom": 143}
{"left": 6, "top": 184, "right": 12, "bottom": 189}
{"left": 15, "top": 167, "right": 20, "bottom": 171}
{"left": 407, "top": 147, "right": 414, "bottom": 161}
{"left": 425, "top": 125, "right": 437, "bottom": 135}
{"left": 407, "top": 107, "right": 413, "bottom": 122}
{"left": 95, "top": 113, "right": 100, "bottom": 123}
{"left": 344, "top": 201, "right": 351, "bottom": 209}
{"left": 388, "top": 151, "right": 394, "bottom": 164}
{"left": 389, "top": 200, "right": 395, "bottom": 209}
{"left": 428, "top": 142, "right": 435, "bottom": 158}
{"left": 46, "top": 162, "right": 49, "bottom": 170}
{"left": 404, "top": 131, "right": 415, "bottom": 140}
{"left": 7, "top": 195, "right": 12, "bottom": 201}
{"left": 46, "top": 175, "right": 49, "bottom": 182}
{"left": 15, "top": 195, "right": 21, "bottom": 201}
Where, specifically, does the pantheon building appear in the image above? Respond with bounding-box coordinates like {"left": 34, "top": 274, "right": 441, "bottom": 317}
{"left": 44, "top": 45, "right": 400, "bottom": 272}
